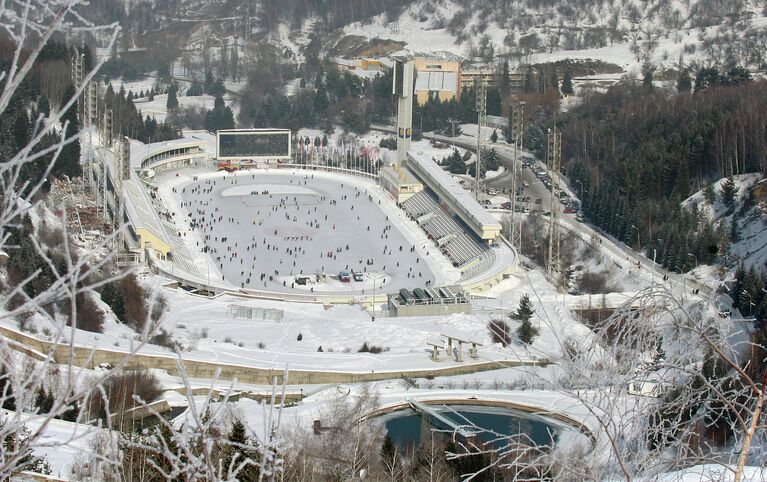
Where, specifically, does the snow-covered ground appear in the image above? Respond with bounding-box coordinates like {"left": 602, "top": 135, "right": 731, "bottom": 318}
{"left": 684, "top": 173, "right": 767, "bottom": 272}
{"left": 111, "top": 75, "right": 241, "bottom": 123}
{"left": 341, "top": 0, "right": 767, "bottom": 76}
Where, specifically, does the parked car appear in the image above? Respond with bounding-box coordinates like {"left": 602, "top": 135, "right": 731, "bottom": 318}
{"left": 563, "top": 208, "right": 577, "bottom": 214}
{"left": 535, "top": 198, "right": 543, "bottom": 204}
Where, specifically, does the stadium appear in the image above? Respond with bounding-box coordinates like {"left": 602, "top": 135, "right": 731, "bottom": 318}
{"left": 98, "top": 92, "right": 516, "bottom": 308}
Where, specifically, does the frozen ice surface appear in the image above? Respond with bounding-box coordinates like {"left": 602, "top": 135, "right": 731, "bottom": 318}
{"left": 174, "top": 170, "right": 439, "bottom": 294}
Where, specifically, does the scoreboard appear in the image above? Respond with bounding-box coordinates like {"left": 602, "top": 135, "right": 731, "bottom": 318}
{"left": 216, "top": 129, "right": 291, "bottom": 161}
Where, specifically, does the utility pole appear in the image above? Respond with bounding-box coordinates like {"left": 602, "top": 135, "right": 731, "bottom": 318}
{"left": 475, "top": 81, "right": 487, "bottom": 200}
{"left": 447, "top": 118, "right": 460, "bottom": 147}
{"left": 509, "top": 100, "right": 525, "bottom": 254}
{"left": 547, "top": 127, "right": 562, "bottom": 285}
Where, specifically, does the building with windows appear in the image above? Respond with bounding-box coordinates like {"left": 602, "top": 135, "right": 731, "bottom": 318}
{"left": 412, "top": 53, "right": 462, "bottom": 105}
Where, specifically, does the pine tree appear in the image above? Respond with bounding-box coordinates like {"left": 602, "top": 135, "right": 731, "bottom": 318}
{"left": 524, "top": 66, "right": 535, "bottom": 93}
{"left": 223, "top": 419, "right": 260, "bottom": 481}
{"left": 549, "top": 66, "right": 559, "bottom": 94}
{"left": 1, "top": 422, "right": 52, "bottom": 475}
{"left": 561, "top": 69, "right": 574, "bottom": 96}
{"left": 490, "top": 129, "right": 498, "bottom": 143}
{"left": 642, "top": 67, "right": 655, "bottom": 92}
{"left": 719, "top": 176, "right": 738, "bottom": 213}
{"left": 515, "top": 294, "right": 538, "bottom": 345}
{"left": 730, "top": 215, "right": 739, "bottom": 243}
{"left": 500, "top": 60, "right": 511, "bottom": 95}
{"left": 703, "top": 182, "right": 716, "bottom": 205}
{"left": 677, "top": 69, "right": 692, "bottom": 93}
{"left": 166, "top": 84, "right": 179, "bottom": 111}
{"left": 733, "top": 263, "right": 747, "bottom": 308}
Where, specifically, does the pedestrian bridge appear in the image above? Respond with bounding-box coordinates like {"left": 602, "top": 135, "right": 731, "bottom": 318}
{"left": 407, "top": 398, "right": 479, "bottom": 438}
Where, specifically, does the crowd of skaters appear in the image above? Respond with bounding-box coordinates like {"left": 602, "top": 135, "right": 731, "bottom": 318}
{"left": 174, "top": 172, "right": 435, "bottom": 291}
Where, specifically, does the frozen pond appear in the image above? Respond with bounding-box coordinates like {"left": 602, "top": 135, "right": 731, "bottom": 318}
{"left": 174, "top": 171, "right": 437, "bottom": 294}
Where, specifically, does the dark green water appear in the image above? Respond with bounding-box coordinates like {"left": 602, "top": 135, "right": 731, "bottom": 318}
{"left": 383, "top": 405, "right": 557, "bottom": 451}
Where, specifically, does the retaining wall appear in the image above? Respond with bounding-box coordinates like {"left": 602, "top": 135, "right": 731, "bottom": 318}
{"left": 0, "top": 325, "right": 549, "bottom": 386}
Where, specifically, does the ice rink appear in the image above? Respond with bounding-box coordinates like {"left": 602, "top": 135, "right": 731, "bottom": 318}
{"left": 172, "top": 170, "right": 439, "bottom": 294}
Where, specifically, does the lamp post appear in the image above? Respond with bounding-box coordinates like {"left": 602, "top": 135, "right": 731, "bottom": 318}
{"left": 743, "top": 290, "right": 754, "bottom": 317}
{"left": 575, "top": 179, "right": 584, "bottom": 200}
{"left": 630, "top": 224, "right": 640, "bottom": 251}
{"left": 687, "top": 252, "right": 698, "bottom": 270}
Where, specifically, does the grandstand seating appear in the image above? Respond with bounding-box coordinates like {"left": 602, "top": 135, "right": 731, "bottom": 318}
{"left": 401, "top": 191, "right": 489, "bottom": 268}
{"left": 459, "top": 250, "right": 497, "bottom": 281}
{"left": 403, "top": 191, "right": 440, "bottom": 218}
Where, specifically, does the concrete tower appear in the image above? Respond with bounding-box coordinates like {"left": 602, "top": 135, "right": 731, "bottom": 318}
{"left": 392, "top": 59, "right": 415, "bottom": 164}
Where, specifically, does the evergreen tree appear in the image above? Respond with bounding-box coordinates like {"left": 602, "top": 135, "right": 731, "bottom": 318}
{"left": 524, "top": 66, "right": 535, "bottom": 93}
{"left": 490, "top": 129, "right": 498, "bottom": 143}
{"left": 719, "top": 177, "right": 738, "bottom": 212}
{"left": 561, "top": 69, "right": 574, "bottom": 95}
{"left": 313, "top": 84, "right": 329, "bottom": 114}
{"left": 703, "top": 182, "right": 716, "bottom": 205}
{"left": 549, "top": 66, "right": 559, "bottom": 94}
{"left": 486, "top": 87, "right": 502, "bottom": 116}
{"left": 1, "top": 422, "right": 51, "bottom": 475}
{"left": 166, "top": 84, "right": 179, "bottom": 111}
{"left": 500, "top": 60, "right": 511, "bottom": 96}
{"left": 677, "top": 69, "right": 692, "bottom": 93}
{"left": 730, "top": 215, "right": 739, "bottom": 243}
{"left": 223, "top": 419, "right": 260, "bottom": 480}
{"left": 203, "top": 69, "right": 216, "bottom": 94}
{"left": 515, "top": 294, "right": 538, "bottom": 345}
{"left": 204, "top": 99, "right": 235, "bottom": 132}
{"left": 187, "top": 80, "right": 203, "bottom": 96}
{"left": 642, "top": 67, "right": 655, "bottom": 92}
{"left": 444, "top": 148, "right": 466, "bottom": 174}
{"left": 733, "top": 263, "right": 746, "bottom": 308}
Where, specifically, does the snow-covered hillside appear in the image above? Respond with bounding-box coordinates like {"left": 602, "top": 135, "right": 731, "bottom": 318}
{"left": 338, "top": 0, "right": 767, "bottom": 74}
{"left": 684, "top": 173, "right": 767, "bottom": 270}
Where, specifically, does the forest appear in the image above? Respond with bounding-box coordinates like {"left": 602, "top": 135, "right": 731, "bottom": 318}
{"left": 559, "top": 73, "right": 767, "bottom": 274}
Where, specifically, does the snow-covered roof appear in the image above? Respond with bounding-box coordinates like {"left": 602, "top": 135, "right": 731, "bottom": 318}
{"left": 130, "top": 130, "right": 216, "bottom": 169}
{"left": 123, "top": 171, "right": 171, "bottom": 246}
{"left": 414, "top": 71, "right": 457, "bottom": 92}
{"left": 407, "top": 151, "right": 501, "bottom": 238}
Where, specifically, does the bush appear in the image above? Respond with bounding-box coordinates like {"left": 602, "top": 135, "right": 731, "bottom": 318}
{"left": 379, "top": 137, "right": 397, "bottom": 150}
{"left": 149, "top": 329, "right": 179, "bottom": 351}
{"left": 487, "top": 319, "right": 511, "bottom": 346}
{"left": 358, "top": 342, "right": 383, "bottom": 354}
{"left": 121, "top": 275, "right": 148, "bottom": 332}
{"left": 62, "top": 292, "right": 105, "bottom": 333}
{"left": 89, "top": 369, "right": 163, "bottom": 424}
{"left": 297, "top": 332, "right": 303, "bottom": 341}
